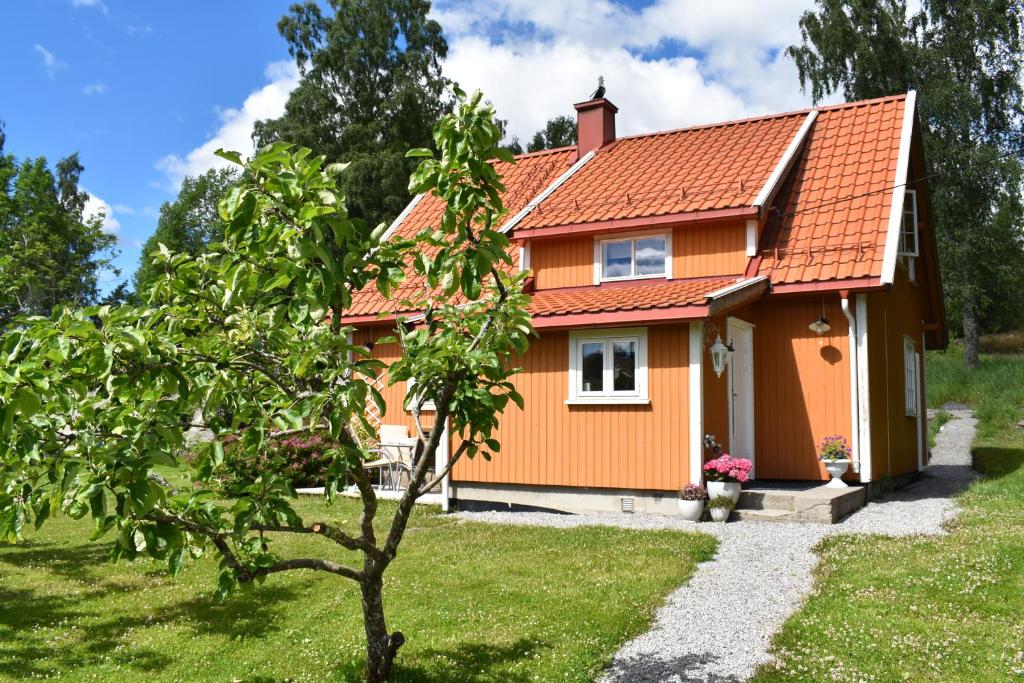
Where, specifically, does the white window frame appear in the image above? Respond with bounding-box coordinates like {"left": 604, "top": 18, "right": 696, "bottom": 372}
{"left": 567, "top": 327, "right": 649, "bottom": 405}
{"left": 405, "top": 377, "right": 436, "bottom": 412}
{"left": 904, "top": 336, "right": 920, "bottom": 417}
{"left": 593, "top": 231, "right": 672, "bottom": 284}
{"left": 899, "top": 189, "right": 919, "bottom": 281}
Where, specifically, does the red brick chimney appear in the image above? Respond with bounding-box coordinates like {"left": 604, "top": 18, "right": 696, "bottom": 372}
{"left": 574, "top": 98, "right": 618, "bottom": 159}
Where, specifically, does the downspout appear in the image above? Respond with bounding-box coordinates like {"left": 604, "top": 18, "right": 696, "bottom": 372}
{"left": 840, "top": 295, "right": 862, "bottom": 473}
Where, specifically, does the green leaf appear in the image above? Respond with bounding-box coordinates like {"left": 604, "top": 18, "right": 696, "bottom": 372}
{"left": 405, "top": 148, "right": 434, "bottom": 158}
{"left": 214, "top": 149, "right": 244, "bottom": 165}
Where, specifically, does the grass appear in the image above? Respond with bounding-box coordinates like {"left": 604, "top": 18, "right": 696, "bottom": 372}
{"left": 0, "top": 496, "right": 715, "bottom": 682}
{"left": 754, "top": 343, "right": 1024, "bottom": 682}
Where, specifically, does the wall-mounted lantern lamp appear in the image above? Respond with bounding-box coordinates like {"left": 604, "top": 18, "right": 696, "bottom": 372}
{"left": 705, "top": 323, "right": 734, "bottom": 378}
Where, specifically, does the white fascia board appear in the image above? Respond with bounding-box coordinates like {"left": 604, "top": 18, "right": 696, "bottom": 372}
{"left": 753, "top": 110, "right": 818, "bottom": 209}
{"left": 497, "top": 150, "right": 596, "bottom": 235}
{"left": 881, "top": 90, "right": 918, "bottom": 285}
{"left": 380, "top": 192, "right": 424, "bottom": 242}
{"left": 704, "top": 275, "right": 769, "bottom": 300}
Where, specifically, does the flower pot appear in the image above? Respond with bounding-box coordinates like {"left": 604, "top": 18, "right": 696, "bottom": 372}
{"left": 709, "top": 507, "right": 731, "bottom": 523}
{"left": 677, "top": 498, "right": 704, "bottom": 522}
{"left": 823, "top": 459, "right": 851, "bottom": 488}
{"left": 706, "top": 481, "right": 741, "bottom": 504}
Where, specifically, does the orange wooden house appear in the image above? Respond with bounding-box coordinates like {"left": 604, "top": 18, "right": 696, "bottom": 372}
{"left": 343, "top": 91, "right": 946, "bottom": 514}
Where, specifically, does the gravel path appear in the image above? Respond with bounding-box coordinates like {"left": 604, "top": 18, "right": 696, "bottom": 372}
{"left": 455, "top": 408, "right": 978, "bottom": 682}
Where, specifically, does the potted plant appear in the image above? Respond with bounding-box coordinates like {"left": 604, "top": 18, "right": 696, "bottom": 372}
{"left": 677, "top": 484, "right": 707, "bottom": 522}
{"left": 818, "top": 435, "right": 852, "bottom": 488}
{"left": 702, "top": 453, "right": 752, "bottom": 504}
{"left": 707, "top": 495, "right": 734, "bottom": 522}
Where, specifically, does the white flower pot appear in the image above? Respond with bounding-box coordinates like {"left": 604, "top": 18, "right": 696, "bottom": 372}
{"left": 823, "top": 459, "right": 851, "bottom": 488}
{"left": 677, "top": 498, "right": 704, "bottom": 522}
{"left": 709, "top": 507, "right": 731, "bottom": 523}
{"left": 706, "top": 481, "right": 741, "bottom": 504}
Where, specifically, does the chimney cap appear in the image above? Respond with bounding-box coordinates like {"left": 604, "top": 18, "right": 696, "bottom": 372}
{"left": 574, "top": 97, "right": 619, "bottom": 113}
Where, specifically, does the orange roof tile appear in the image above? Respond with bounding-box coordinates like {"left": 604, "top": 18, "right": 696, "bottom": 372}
{"left": 529, "top": 278, "right": 735, "bottom": 319}
{"left": 514, "top": 112, "right": 809, "bottom": 230}
{"left": 757, "top": 95, "right": 907, "bottom": 285}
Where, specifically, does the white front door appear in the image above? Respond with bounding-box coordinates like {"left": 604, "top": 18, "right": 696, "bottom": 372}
{"left": 727, "top": 317, "right": 755, "bottom": 477}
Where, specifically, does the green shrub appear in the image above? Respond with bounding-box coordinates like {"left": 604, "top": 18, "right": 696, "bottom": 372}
{"left": 221, "top": 434, "right": 336, "bottom": 489}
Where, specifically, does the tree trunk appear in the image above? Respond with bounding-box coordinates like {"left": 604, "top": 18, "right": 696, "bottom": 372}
{"left": 361, "top": 573, "right": 403, "bottom": 682}
{"left": 963, "top": 294, "right": 980, "bottom": 368}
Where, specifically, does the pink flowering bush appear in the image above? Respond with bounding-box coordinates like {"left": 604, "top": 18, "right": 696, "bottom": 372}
{"left": 818, "top": 435, "right": 851, "bottom": 462}
{"left": 678, "top": 483, "right": 708, "bottom": 501}
{"left": 702, "top": 453, "right": 753, "bottom": 483}
{"left": 220, "top": 434, "right": 336, "bottom": 489}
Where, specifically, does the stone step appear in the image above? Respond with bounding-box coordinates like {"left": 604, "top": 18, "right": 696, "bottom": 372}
{"left": 732, "top": 508, "right": 794, "bottom": 523}
{"left": 736, "top": 490, "right": 796, "bottom": 512}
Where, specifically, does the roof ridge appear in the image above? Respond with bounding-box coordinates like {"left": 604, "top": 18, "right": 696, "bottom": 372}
{"left": 510, "top": 145, "right": 577, "bottom": 160}
{"left": 611, "top": 92, "right": 910, "bottom": 144}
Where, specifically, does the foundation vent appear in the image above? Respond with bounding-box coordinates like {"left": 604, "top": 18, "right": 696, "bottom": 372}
{"left": 620, "top": 496, "right": 635, "bottom": 513}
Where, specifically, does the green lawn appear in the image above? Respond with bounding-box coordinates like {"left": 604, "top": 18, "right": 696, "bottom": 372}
{"left": 754, "top": 344, "right": 1024, "bottom": 682}
{"left": 0, "top": 496, "right": 715, "bottom": 682}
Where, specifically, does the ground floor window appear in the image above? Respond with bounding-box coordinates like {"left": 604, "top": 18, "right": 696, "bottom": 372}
{"left": 567, "top": 328, "right": 649, "bottom": 404}
{"left": 904, "top": 336, "right": 920, "bottom": 416}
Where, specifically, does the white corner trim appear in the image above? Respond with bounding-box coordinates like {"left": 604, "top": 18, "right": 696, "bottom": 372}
{"left": 855, "top": 294, "right": 872, "bottom": 482}
{"left": 753, "top": 110, "right": 818, "bottom": 209}
{"left": 745, "top": 219, "right": 758, "bottom": 257}
{"left": 380, "top": 192, "right": 424, "bottom": 242}
{"left": 518, "top": 242, "right": 531, "bottom": 273}
{"left": 688, "top": 322, "right": 704, "bottom": 485}
{"left": 498, "top": 150, "right": 597, "bottom": 234}
{"left": 704, "top": 275, "right": 769, "bottom": 300}
{"left": 840, "top": 297, "right": 861, "bottom": 473}
{"left": 881, "top": 90, "right": 918, "bottom": 285}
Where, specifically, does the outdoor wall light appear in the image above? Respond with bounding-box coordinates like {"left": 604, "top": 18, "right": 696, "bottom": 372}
{"left": 809, "top": 298, "right": 831, "bottom": 335}
{"left": 709, "top": 333, "right": 733, "bottom": 378}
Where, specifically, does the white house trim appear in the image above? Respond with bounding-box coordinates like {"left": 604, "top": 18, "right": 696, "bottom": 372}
{"left": 704, "top": 275, "right": 769, "bottom": 301}
{"left": 380, "top": 192, "right": 424, "bottom": 242}
{"left": 855, "top": 294, "right": 873, "bottom": 482}
{"left": 753, "top": 110, "right": 818, "bottom": 209}
{"left": 745, "top": 219, "right": 758, "bottom": 257}
{"left": 881, "top": 90, "right": 918, "bottom": 285}
{"left": 567, "top": 327, "right": 650, "bottom": 404}
{"left": 688, "top": 322, "right": 704, "bottom": 485}
{"left": 498, "top": 150, "right": 596, "bottom": 234}
{"left": 518, "top": 242, "right": 531, "bottom": 273}
{"left": 840, "top": 297, "right": 861, "bottom": 473}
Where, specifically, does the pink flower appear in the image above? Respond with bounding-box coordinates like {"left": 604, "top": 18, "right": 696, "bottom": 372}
{"left": 703, "top": 454, "right": 753, "bottom": 483}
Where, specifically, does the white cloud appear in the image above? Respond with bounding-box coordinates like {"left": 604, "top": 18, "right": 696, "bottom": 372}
{"left": 112, "top": 203, "right": 135, "bottom": 214}
{"left": 81, "top": 82, "right": 108, "bottom": 96}
{"left": 83, "top": 191, "right": 121, "bottom": 234}
{"left": 34, "top": 44, "right": 66, "bottom": 79}
{"left": 70, "top": 0, "right": 108, "bottom": 11}
{"left": 155, "top": 60, "right": 300, "bottom": 189}
{"left": 433, "top": 0, "right": 825, "bottom": 142}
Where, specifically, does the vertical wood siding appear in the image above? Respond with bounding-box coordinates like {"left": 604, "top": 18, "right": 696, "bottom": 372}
{"left": 351, "top": 328, "right": 435, "bottom": 433}
{"left": 674, "top": 223, "right": 747, "bottom": 278}
{"left": 452, "top": 325, "right": 692, "bottom": 491}
{"left": 867, "top": 267, "right": 924, "bottom": 479}
{"left": 752, "top": 296, "right": 853, "bottom": 480}
{"left": 526, "top": 223, "right": 748, "bottom": 290}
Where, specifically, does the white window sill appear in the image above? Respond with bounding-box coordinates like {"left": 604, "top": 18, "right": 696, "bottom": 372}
{"left": 565, "top": 398, "right": 651, "bottom": 406}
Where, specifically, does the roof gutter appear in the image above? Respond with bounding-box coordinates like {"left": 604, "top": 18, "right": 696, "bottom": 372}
{"left": 511, "top": 206, "right": 759, "bottom": 241}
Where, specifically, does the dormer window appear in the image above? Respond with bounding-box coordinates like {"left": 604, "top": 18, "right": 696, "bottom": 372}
{"left": 595, "top": 232, "right": 672, "bottom": 283}
{"left": 898, "top": 190, "right": 919, "bottom": 281}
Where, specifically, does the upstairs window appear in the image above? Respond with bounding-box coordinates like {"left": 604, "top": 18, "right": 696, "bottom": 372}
{"left": 899, "top": 190, "right": 919, "bottom": 280}
{"left": 596, "top": 232, "right": 671, "bottom": 282}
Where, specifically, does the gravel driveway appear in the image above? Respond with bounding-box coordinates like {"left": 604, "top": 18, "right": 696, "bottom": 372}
{"left": 455, "top": 408, "right": 978, "bottom": 682}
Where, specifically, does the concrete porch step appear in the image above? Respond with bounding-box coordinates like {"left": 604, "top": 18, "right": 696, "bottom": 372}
{"left": 734, "top": 483, "right": 867, "bottom": 524}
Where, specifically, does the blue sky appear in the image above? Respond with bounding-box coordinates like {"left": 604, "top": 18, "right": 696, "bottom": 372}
{"left": 1, "top": 0, "right": 819, "bottom": 292}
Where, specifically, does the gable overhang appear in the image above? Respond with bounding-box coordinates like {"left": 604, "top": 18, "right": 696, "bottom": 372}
{"left": 705, "top": 275, "right": 770, "bottom": 315}
{"left": 753, "top": 110, "right": 818, "bottom": 219}
{"left": 498, "top": 150, "right": 597, "bottom": 234}
{"left": 879, "top": 90, "right": 917, "bottom": 285}
{"left": 509, "top": 206, "right": 760, "bottom": 241}
{"left": 379, "top": 192, "right": 425, "bottom": 242}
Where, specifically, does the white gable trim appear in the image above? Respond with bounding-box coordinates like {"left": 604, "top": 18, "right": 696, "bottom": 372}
{"left": 881, "top": 90, "right": 918, "bottom": 285}
{"left": 498, "top": 150, "right": 597, "bottom": 234}
{"left": 380, "top": 192, "right": 424, "bottom": 242}
{"left": 704, "top": 275, "right": 769, "bottom": 300}
{"left": 753, "top": 110, "right": 818, "bottom": 210}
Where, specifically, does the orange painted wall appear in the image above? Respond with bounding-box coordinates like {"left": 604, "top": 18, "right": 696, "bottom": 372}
{"left": 752, "top": 295, "right": 854, "bottom": 481}
{"left": 674, "top": 222, "right": 747, "bottom": 278}
{"left": 351, "top": 328, "right": 435, "bottom": 434}
{"left": 867, "top": 267, "right": 925, "bottom": 479}
{"left": 452, "top": 325, "right": 692, "bottom": 491}
{"left": 527, "top": 222, "right": 748, "bottom": 290}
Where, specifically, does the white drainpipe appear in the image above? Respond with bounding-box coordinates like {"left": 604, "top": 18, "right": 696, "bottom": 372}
{"left": 841, "top": 297, "right": 862, "bottom": 473}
